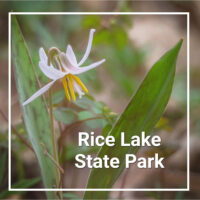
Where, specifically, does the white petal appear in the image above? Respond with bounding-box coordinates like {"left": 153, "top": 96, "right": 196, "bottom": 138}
{"left": 66, "top": 45, "right": 77, "bottom": 65}
{"left": 39, "top": 48, "right": 66, "bottom": 79}
{"left": 23, "top": 80, "right": 56, "bottom": 106}
{"left": 59, "top": 52, "right": 78, "bottom": 73}
{"left": 39, "top": 48, "right": 48, "bottom": 62}
{"left": 78, "top": 29, "right": 95, "bottom": 67}
{"left": 73, "top": 81, "right": 85, "bottom": 98}
{"left": 73, "top": 59, "right": 105, "bottom": 75}
{"left": 39, "top": 61, "right": 66, "bottom": 80}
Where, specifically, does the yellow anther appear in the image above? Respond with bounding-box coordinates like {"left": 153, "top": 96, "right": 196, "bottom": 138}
{"left": 62, "top": 76, "right": 70, "bottom": 101}
{"left": 72, "top": 75, "right": 88, "bottom": 93}
{"left": 67, "top": 75, "right": 76, "bottom": 101}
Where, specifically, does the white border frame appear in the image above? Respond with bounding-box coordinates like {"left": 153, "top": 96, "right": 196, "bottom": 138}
{"left": 8, "top": 12, "right": 190, "bottom": 192}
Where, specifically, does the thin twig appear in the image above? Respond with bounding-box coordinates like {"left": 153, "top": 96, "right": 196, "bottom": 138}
{"left": 0, "top": 109, "right": 34, "bottom": 152}
{"left": 49, "top": 88, "right": 61, "bottom": 189}
{"left": 40, "top": 142, "right": 64, "bottom": 174}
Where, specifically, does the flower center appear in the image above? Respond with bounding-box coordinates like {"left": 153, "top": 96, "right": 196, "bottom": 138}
{"left": 47, "top": 47, "right": 88, "bottom": 101}
{"left": 62, "top": 74, "right": 88, "bottom": 101}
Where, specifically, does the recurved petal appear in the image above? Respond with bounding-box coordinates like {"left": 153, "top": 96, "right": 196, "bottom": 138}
{"left": 72, "top": 59, "right": 106, "bottom": 74}
{"left": 60, "top": 52, "right": 78, "bottom": 73}
{"left": 78, "top": 29, "right": 95, "bottom": 67}
{"left": 22, "top": 80, "right": 56, "bottom": 106}
{"left": 66, "top": 45, "right": 77, "bottom": 66}
{"left": 39, "top": 47, "right": 48, "bottom": 62}
{"left": 39, "top": 61, "right": 66, "bottom": 80}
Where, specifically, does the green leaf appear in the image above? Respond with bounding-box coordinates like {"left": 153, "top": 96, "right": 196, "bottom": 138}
{"left": 54, "top": 108, "right": 76, "bottom": 124}
{"left": 102, "top": 124, "right": 112, "bottom": 137}
{"left": 52, "top": 90, "right": 65, "bottom": 105}
{"left": 12, "top": 16, "right": 56, "bottom": 199}
{"left": 0, "top": 177, "right": 40, "bottom": 199}
{"left": 73, "top": 95, "right": 95, "bottom": 110}
{"left": 63, "top": 192, "right": 82, "bottom": 200}
{"left": 66, "top": 144, "right": 99, "bottom": 161}
{"left": 78, "top": 111, "right": 103, "bottom": 129}
{"left": 93, "top": 29, "right": 112, "bottom": 46}
{"left": 78, "top": 111, "right": 94, "bottom": 120}
{"left": 82, "top": 16, "right": 101, "bottom": 29}
{"left": 78, "top": 111, "right": 106, "bottom": 129}
{"left": 84, "top": 39, "right": 183, "bottom": 199}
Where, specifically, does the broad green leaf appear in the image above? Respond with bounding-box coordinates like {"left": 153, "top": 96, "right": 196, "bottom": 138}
{"left": 12, "top": 16, "right": 56, "bottom": 199}
{"left": 102, "top": 124, "right": 112, "bottom": 137}
{"left": 66, "top": 144, "right": 99, "bottom": 161}
{"left": 84, "top": 39, "right": 183, "bottom": 199}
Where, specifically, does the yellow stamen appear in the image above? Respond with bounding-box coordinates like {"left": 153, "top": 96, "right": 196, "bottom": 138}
{"left": 72, "top": 75, "right": 88, "bottom": 93}
{"left": 67, "top": 75, "right": 76, "bottom": 101}
{"left": 62, "top": 76, "right": 70, "bottom": 101}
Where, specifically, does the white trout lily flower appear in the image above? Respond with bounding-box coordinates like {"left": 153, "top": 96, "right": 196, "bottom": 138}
{"left": 23, "top": 29, "right": 105, "bottom": 106}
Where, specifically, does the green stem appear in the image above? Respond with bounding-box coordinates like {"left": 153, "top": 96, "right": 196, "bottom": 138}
{"left": 49, "top": 88, "right": 62, "bottom": 197}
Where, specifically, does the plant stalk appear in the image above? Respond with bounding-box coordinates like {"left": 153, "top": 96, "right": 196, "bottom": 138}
{"left": 49, "top": 88, "right": 62, "bottom": 198}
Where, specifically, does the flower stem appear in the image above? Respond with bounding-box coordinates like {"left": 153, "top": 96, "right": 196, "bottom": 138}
{"left": 49, "top": 88, "right": 62, "bottom": 196}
